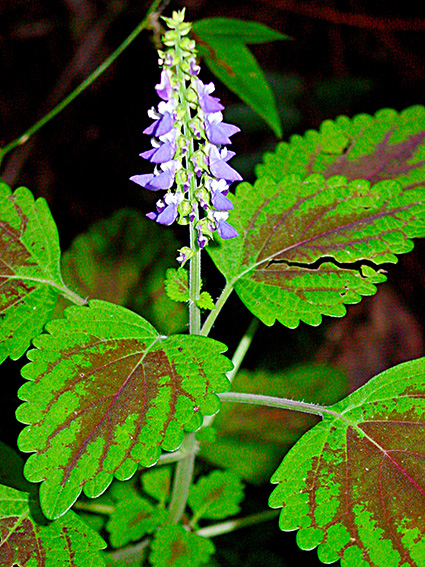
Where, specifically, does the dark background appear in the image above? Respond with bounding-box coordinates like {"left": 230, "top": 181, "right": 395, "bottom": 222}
{"left": 1, "top": 1, "right": 425, "bottom": 565}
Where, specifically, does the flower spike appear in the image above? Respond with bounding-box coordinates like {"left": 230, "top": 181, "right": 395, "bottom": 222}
{"left": 130, "top": 8, "right": 241, "bottom": 256}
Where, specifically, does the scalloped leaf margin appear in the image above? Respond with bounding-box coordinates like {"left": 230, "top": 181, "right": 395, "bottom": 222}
{"left": 0, "top": 182, "right": 66, "bottom": 363}
{"left": 16, "top": 300, "right": 232, "bottom": 519}
{"left": 269, "top": 357, "right": 425, "bottom": 567}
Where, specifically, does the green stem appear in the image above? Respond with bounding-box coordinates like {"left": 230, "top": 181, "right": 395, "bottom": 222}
{"left": 104, "top": 538, "right": 150, "bottom": 564}
{"left": 0, "top": 0, "right": 163, "bottom": 163}
{"left": 166, "top": 21, "right": 202, "bottom": 525}
{"left": 167, "top": 432, "right": 198, "bottom": 523}
{"left": 155, "top": 448, "right": 187, "bottom": 466}
{"left": 73, "top": 501, "right": 115, "bottom": 515}
{"left": 197, "top": 509, "right": 279, "bottom": 538}
{"left": 202, "top": 317, "right": 259, "bottom": 428}
{"left": 226, "top": 318, "right": 259, "bottom": 384}
{"left": 218, "top": 391, "right": 339, "bottom": 418}
{"left": 200, "top": 281, "right": 233, "bottom": 337}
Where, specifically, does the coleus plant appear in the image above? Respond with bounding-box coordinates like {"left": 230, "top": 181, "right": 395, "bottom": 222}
{"left": 0, "top": 4, "right": 425, "bottom": 567}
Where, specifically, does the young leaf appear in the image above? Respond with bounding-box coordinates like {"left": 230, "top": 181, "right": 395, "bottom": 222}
{"left": 0, "top": 182, "right": 69, "bottom": 363}
{"left": 188, "top": 470, "right": 245, "bottom": 522}
{"left": 208, "top": 173, "right": 424, "bottom": 327}
{"left": 59, "top": 208, "right": 187, "bottom": 334}
{"left": 196, "top": 292, "right": 215, "bottom": 311}
{"left": 16, "top": 300, "right": 232, "bottom": 520}
{"left": 256, "top": 105, "right": 425, "bottom": 186}
{"left": 164, "top": 268, "right": 189, "bottom": 302}
{"left": 269, "top": 357, "right": 425, "bottom": 566}
{"left": 106, "top": 494, "right": 166, "bottom": 548}
{"left": 193, "top": 18, "right": 289, "bottom": 137}
{"left": 150, "top": 525, "right": 214, "bottom": 567}
{"left": 0, "top": 483, "right": 106, "bottom": 567}
{"left": 141, "top": 466, "right": 172, "bottom": 506}
{"left": 200, "top": 365, "right": 348, "bottom": 484}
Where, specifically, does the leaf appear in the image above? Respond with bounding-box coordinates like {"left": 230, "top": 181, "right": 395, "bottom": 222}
{"left": 0, "top": 182, "right": 67, "bottom": 363}
{"left": 164, "top": 268, "right": 189, "bottom": 303}
{"left": 256, "top": 106, "right": 425, "bottom": 186}
{"left": 200, "top": 365, "right": 348, "bottom": 484}
{"left": 0, "top": 442, "right": 106, "bottom": 565}
{"left": 269, "top": 357, "right": 425, "bottom": 567}
{"left": 196, "top": 292, "right": 215, "bottom": 311}
{"left": 208, "top": 173, "right": 425, "bottom": 328}
{"left": 150, "top": 525, "right": 214, "bottom": 567}
{"left": 188, "top": 470, "right": 244, "bottom": 521}
{"left": 193, "top": 18, "right": 289, "bottom": 137}
{"left": 59, "top": 208, "right": 187, "bottom": 334}
{"left": 106, "top": 494, "right": 166, "bottom": 548}
{"left": 16, "top": 300, "right": 232, "bottom": 520}
{"left": 141, "top": 466, "right": 172, "bottom": 506}
{"left": 0, "top": 484, "right": 106, "bottom": 567}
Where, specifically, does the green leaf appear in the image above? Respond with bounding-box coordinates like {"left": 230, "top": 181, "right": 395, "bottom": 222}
{"left": 256, "top": 105, "right": 425, "bottom": 186}
{"left": 0, "top": 182, "right": 67, "bottom": 362}
{"left": 0, "top": 442, "right": 106, "bottom": 564}
{"left": 269, "top": 357, "right": 425, "bottom": 566}
{"left": 164, "top": 268, "right": 189, "bottom": 302}
{"left": 0, "top": 484, "right": 106, "bottom": 567}
{"left": 59, "top": 208, "right": 187, "bottom": 334}
{"left": 188, "top": 470, "right": 244, "bottom": 521}
{"left": 208, "top": 173, "right": 424, "bottom": 328}
{"left": 0, "top": 483, "right": 106, "bottom": 566}
{"left": 16, "top": 300, "right": 232, "bottom": 519}
{"left": 141, "top": 466, "right": 172, "bottom": 506}
{"left": 150, "top": 525, "right": 214, "bottom": 567}
{"left": 193, "top": 18, "right": 289, "bottom": 137}
{"left": 106, "top": 494, "right": 166, "bottom": 548}
{"left": 196, "top": 292, "right": 215, "bottom": 311}
{"left": 200, "top": 365, "right": 348, "bottom": 484}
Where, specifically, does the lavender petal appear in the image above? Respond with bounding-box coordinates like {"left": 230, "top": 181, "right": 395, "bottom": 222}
{"left": 140, "top": 140, "right": 176, "bottom": 163}
{"left": 211, "top": 191, "right": 234, "bottom": 211}
{"left": 143, "top": 112, "right": 174, "bottom": 137}
{"left": 197, "top": 80, "right": 224, "bottom": 113}
{"left": 217, "top": 219, "right": 239, "bottom": 239}
{"left": 156, "top": 202, "right": 178, "bottom": 225}
{"left": 130, "top": 169, "right": 174, "bottom": 191}
{"left": 155, "top": 70, "right": 173, "bottom": 101}
{"left": 206, "top": 120, "right": 240, "bottom": 145}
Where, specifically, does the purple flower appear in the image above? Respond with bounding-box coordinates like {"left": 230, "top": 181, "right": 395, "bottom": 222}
{"left": 197, "top": 228, "right": 208, "bottom": 249}
{"left": 140, "top": 138, "right": 176, "bottom": 163}
{"left": 143, "top": 111, "right": 175, "bottom": 137}
{"left": 208, "top": 146, "right": 243, "bottom": 183}
{"left": 205, "top": 112, "right": 240, "bottom": 145}
{"left": 216, "top": 218, "right": 239, "bottom": 239}
{"left": 211, "top": 190, "right": 234, "bottom": 211}
{"left": 188, "top": 57, "right": 200, "bottom": 76}
{"left": 155, "top": 70, "right": 173, "bottom": 101}
{"left": 196, "top": 80, "right": 224, "bottom": 113}
{"left": 130, "top": 161, "right": 177, "bottom": 191}
{"left": 147, "top": 192, "right": 182, "bottom": 225}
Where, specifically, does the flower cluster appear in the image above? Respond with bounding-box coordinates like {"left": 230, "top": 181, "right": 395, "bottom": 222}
{"left": 130, "top": 9, "right": 241, "bottom": 260}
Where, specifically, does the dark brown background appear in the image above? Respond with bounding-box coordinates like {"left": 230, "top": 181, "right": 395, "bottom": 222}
{"left": 1, "top": 1, "right": 425, "bottom": 565}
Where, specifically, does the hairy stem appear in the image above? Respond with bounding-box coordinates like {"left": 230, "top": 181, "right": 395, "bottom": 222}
{"left": 197, "top": 509, "right": 279, "bottom": 538}
{"left": 166, "top": 22, "right": 202, "bottom": 524}
{"left": 0, "top": 0, "right": 164, "bottom": 164}
{"left": 218, "top": 391, "right": 340, "bottom": 418}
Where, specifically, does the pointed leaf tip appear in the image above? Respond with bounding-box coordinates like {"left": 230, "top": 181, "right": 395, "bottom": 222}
{"left": 209, "top": 169, "right": 424, "bottom": 328}
{"left": 17, "top": 300, "right": 231, "bottom": 519}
